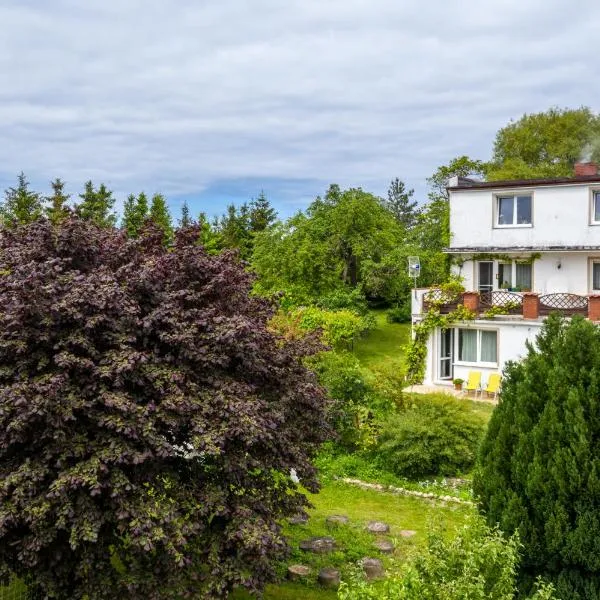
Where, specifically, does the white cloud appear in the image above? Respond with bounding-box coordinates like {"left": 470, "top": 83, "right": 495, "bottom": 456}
{"left": 0, "top": 0, "right": 599, "bottom": 214}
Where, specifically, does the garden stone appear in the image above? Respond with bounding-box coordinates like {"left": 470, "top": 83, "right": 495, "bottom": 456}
{"left": 359, "top": 557, "right": 384, "bottom": 580}
{"left": 400, "top": 529, "right": 417, "bottom": 538}
{"left": 326, "top": 514, "right": 349, "bottom": 526}
{"left": 373, "top": 538, "right": 395, "bottom": 554}
{"left": 288, "top": 513, "right": 309, "bottom": 525}
{"left": 366, "top": 521, "right": 390, "bottom": 534}
{"left": 299, "top": 536, "right": 336, "bottom": 554}
{"left": 318, "top": 567, "right": 340, "bottom": 589}
{"left": 287, "top": 565, "right": 311, "bottom": 581}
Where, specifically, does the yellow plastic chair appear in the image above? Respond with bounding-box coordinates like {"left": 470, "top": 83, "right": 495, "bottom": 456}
{"left": 483, "top": 373, "right": 501, "bottom": 400}
{"left": 463, "top": 371, "right": 481, "bottom": 397}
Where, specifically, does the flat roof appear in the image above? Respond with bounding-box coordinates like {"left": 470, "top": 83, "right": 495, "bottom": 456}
{"left": 448, "top": 175, "right": 600, "bottom": 191}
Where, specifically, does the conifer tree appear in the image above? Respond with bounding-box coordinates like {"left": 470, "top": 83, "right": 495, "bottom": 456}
{"left": 149, "top": 193, "right": 173, "bottom": 245}
{"left": 76, "top": 181, "right": 117, "bottom": 228}
{"left": 474, "top": 314, "right": 600, "bottom": 598}
{"left": 1, "top": 172, "right": 43, "bottom": 227}
{"left": 198, "top": 212, "right": 220, "bottom": 254}
{"left": 249, "top": 191, "right": 277, "bottom": 233}
{"left": 122, "top": 194, "right": 137, "bottom": 236}
{"left": 179, "top": 200, "right": 191, "bottom": 228}
{"left": 383, "top": 178, "right": 418, "bottom": 230}
{"left": 45, "top": 178, "right": 70, "bottom": 225}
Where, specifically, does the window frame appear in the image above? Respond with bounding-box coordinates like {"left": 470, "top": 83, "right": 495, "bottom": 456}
{"left": 494, "top": 193, "right": 533, "bottom": 228}
{"left": 455, "top": 327, "right": 499, "bottom": 367}
{"left": 590, "top": 189, "right": 600, "bottom": 225}
{"left": 589, "top": 257, "right": 600, "bottom": 291}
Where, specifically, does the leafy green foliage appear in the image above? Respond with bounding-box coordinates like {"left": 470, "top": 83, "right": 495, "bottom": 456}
{"left": 0, "top": 218, "right": 330, "bottom": 599}
{"left": 386, "top": 303, "right": 411, "bottom": 324}
{"left": 337, "top": 515, "right": 557, "bottom": 600}
{"left": 487, "top": 107, "right": 600, "bottom": 180}
{"left": 179, "top": 199, "right": 191, "bottom": 227}
{"left": 307, "top": 352, "right": 374, "bottom": 449}
{"left": 122, "top": 192, "right": 149, "bottom": 238}
{"left": 316, "top": 288, "right": 369, "bottom": 315}
{"left": 373, "top": 396, "right": 486, "bottom": 479}
{"left": 382, "top": 178, "right": 418, "bottom": 230}
{"left": 252, "top": 185, "right": 404, "bottom": 302}
{"left": 249, "top": 191, "right": 277, "bottom": 233}
{"left": 294, "top": 307, "right": 375, "bottom": 349}
{"left": 45, "top": 178, "right": 70, "bottom": 225}
{"left": 76, "top": 180, "right": 117, "bottom": 227}
{"left": 0, "top": 172, "right": 44, "bottom": 227}
{"left": 405, "top": 302, "right": 475, "bottom": 385}
{"left": 149, "top": 193, "right": 173, "bottom": 245}
{"left": 474, "top": 314, "right": 600, "bottom": 598}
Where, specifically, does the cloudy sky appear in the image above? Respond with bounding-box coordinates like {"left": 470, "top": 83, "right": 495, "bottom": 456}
{"left": 1, "top": 0, "right": 599, "bottom": 220}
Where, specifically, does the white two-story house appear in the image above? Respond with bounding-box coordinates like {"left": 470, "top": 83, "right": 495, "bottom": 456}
{"left": 412, "top": 161, "right": 600, "bottom": 387}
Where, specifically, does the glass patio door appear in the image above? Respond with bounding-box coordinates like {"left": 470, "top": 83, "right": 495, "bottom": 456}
{"left": 439, "top": 328, "right": 453, "bottom": 380}
{"left": 478, "top": 261, "right": 494, "bottom": 293}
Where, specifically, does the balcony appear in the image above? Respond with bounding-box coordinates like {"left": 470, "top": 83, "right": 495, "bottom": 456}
{"left": 415, "top": 288, "right": 598, "bottom": 320}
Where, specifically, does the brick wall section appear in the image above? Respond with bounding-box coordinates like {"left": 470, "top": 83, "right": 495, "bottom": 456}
{"left": 522, "top": 293, "right": 540, "bottom": 319}
{"left": 462, "top": 291, "right": 480, "bottom": 313}
{"left": 574, "top": 162, "right": 598, "bottom": 176}
{"left": 588, "top": 295, "right": 600, "bottom": 322}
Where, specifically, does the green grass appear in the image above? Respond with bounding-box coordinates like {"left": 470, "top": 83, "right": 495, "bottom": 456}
{"left": 353, "top": 311, "right": 410, "bottom": 373}
{"left": 231, "top": 480, "right": 474, "bottom": 599}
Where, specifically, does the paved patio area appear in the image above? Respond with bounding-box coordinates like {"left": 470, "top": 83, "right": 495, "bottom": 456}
{"left": 403, "top": 384, "right": 497, "bottom": 404}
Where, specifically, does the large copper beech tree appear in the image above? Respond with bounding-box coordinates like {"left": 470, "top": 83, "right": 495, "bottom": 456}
{"left": 0, "top": 218, "right": 330, "bottom": 599}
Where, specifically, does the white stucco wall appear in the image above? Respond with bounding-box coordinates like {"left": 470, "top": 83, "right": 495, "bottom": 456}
{"left": 454, "top": 253, "right": 599, "bottom": 294}
{"left": 422, "top": 318, "right": 544, "bottom": 387}
{"left": 450, "top": 183, "right": 600, "bottom": 249}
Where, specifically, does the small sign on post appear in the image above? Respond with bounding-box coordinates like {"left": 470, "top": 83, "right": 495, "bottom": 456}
{"left": 408, "top": 256, "right": 420, "bottom": 298}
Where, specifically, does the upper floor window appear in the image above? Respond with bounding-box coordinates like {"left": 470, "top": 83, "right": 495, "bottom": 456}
{"left": 496, "top": 195, "right": 532, "bottom": 227}
{"left": 592, "top": 191, "right": 600, "bottom": 224}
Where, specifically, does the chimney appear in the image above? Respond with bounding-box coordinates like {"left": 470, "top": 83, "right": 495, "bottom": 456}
{"left": 574, "top": 161, "right": 598, "bottom": 177}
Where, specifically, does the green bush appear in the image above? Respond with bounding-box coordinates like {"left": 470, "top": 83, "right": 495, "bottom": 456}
{"left": 295, "top": 306, "right": 374, "bottom": 349}
{"left": 373, "top": 396, "right": 486, "bottom": 478}
{"left": 386, "top": 301, "right": 411, "bottom": 323}
{"left": 317, "top": 288, "right": 369, "bottom": 314}
{"left": 307, "top": 351, "right": 377, "bottom": 449}
{"left": 474, "top": 314, "right": 600, "bottom": 599}
{"left": 337, "top": 515, "right": 557, "bottom": 600}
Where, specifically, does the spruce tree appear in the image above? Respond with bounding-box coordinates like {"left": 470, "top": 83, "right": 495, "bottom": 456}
{"left": 198, "top": 212, "right": 220, "bottom": 254}
{"left": 1, "top": 172, "right": 43, "bottom": 227}
{"left": 76, "top": 181, "right": 117, "bottom": 228}
{"left": 383, "top": 178, "right": 418, "bottom": 230}
{"left": 45, "top": 178, "right": 70, "bottom": 225}
{"left": 122, "top": 194, "right": 137, "bottom": 236}
{"left": 474, "top": 314, "right": 600, "bottom": 599}
{"left": 249, "top": 191, "right": 277, "bottom": 233}
{"left": 179, "top": 200, "right": 191, "bottom": 228}
{"left": 149, "top": 193, "right": 173, "bottom": 245}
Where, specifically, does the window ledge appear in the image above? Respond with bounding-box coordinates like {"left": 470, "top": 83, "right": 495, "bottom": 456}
{"left": 454, "top": 361, "right": 499, "bottom": 368}
{"left": 494, "top": 224, "right": 533, "bottom": 229}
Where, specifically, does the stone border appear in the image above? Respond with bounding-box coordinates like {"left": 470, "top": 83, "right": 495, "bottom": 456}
{"left": 339, "top": 477, "right": 474, "bottom": 506}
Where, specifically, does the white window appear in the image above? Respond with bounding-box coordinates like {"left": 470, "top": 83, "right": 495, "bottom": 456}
{"left": 496, "top": 195, "right": 532, "bottom": 227}
{"left": 498, "top": 262, "right": 512, "bottom": 289}
{"left": 458, "top": 329, "right": 498, "bottom": 365}
{"left": 592, "top": 191, "right": 600, "bottom": 224}
{"left": 592, "top": 261, "right": 600, "bottom": 290}
{"left": 515, "top": 263, "right": 532, "bottom": 291}
{"left": 497, "top": 261, "right": 532, "bottom": 291}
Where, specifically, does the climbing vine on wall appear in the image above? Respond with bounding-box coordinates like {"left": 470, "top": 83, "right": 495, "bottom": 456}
{"left": 405, "top": 303, "right": 476, "bottom": 385}
{"left": 452, "top": 252, "right": 542, "bottom": 268}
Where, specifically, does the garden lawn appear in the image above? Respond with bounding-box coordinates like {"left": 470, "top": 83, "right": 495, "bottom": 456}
{"left": 352, "top": 311, "right": 410, "bottom": 372}
{"left": 231, "top": 480, "right": 474, "bottom": 599}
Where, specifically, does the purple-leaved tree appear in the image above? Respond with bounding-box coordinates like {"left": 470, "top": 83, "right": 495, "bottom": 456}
{"left": 0, "top": 218, "right": 330, "bottom": 599}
